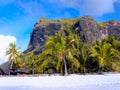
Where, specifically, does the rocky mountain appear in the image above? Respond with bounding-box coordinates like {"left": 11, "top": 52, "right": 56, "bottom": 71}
{"left": 25, "top": 15, "right": 120, "bottom": 54}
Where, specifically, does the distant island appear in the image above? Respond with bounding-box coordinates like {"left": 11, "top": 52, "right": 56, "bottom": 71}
{"left": 0, "top": 15, "right": 120, "bottom": 76}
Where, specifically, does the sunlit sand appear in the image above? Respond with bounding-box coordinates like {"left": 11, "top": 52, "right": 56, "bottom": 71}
{"left": 0, "top": 74, "right": 120, "bottom": 90}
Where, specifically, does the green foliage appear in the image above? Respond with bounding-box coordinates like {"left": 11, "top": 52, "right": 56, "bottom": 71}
{"left": 6, "top": 43, "right": 22, "bottom": 70}
{"left": 97, "top": 22, "right": 105, "bottom": 27}
{"left": 23, "top": 52, "right": 39, "bottom": 74}
{"left": 23, "top": 28, "right": 120, "bottom": 74}
{"left": 60, "top": 18, "right": 80, "bottom": 26}
{"left": 37, "top": 17, "right": 80, "bottom": 27}
{"left": 93, "top": 36, "right": 120, "bottom": 73}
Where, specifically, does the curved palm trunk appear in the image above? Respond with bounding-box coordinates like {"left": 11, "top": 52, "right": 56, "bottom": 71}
{"left": 9, "top": 59, "right": 14, "bottom": 75}
{"left": 32, "top": 63, "right": 34, "bottom": 75}
{"left": 10, "top": 59, "right": 14, "bottom": 69}
{"left": 98, "top": 66, "right": 103, "bottom": 74}
{"left": 42, "top": 66, "right": 44, "bottom": 74}
{"left": 83, "top": 62, "right": 86, "bottom": 74}
{"left": 63, "top": 56, "right": 68, "bottom": 76}
{"left": 83, "top": 67, "right": 86, "bottom": 74}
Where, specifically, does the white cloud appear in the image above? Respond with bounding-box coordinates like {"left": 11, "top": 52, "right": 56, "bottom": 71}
{"left": 46, "top": 0, "right": 117, "bottom": 17}
{"left": 46, "top": 0, "right": 81, "bottom": 12}
{"left": 0, "top": 35, "right": 16, "bottom": 64}
{"left": 80, "top": 0, "right": 117, "bottom": 16}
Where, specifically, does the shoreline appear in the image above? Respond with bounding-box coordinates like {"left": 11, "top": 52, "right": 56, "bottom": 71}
{"left": 1, "top": 72, "right": 120, "bottom": 77}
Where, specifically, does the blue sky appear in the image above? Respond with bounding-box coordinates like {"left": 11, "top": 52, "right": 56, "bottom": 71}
{"left": 0, "top": 0, "right": 120, "bottom": 64}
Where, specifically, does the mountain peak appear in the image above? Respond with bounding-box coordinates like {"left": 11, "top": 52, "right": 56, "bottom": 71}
{"left": 24, "top": 15, "right": 120, "bottom": 54}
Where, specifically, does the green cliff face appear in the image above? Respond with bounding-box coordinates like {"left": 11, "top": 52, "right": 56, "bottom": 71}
{"left": 25, "top": 15, "right": 120, "bottom": 54}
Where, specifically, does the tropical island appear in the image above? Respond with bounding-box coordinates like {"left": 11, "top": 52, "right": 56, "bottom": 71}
{"left": 0, "top": 15, "right": 120, "bottom": 90}
{"left": 0, "top": 15, "right": 120, "bottom": 76}
{"left": 0, "top": 0, "right": 120, "bottom": 90}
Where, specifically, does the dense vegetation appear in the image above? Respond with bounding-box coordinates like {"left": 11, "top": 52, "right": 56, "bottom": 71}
{"left": 5, "top": 28, "right": 120, "bottom": 75}
{"left": 6, "top": 43, "right": 22, "bottom": 71}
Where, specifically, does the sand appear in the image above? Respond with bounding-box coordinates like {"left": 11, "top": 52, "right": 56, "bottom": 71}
{"left": 0, "top": 74, "right": 120, "bottom": 90}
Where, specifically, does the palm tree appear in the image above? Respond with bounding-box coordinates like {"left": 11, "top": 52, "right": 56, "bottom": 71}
{"left": 94, "top": 40, "right": 110, "bottom": 73}
{"left": 72, "top": 39, "right": 92, "bottom": 73}
{"left": 43, "top": 28, "right": 77, "bottom": 75}
{"left": 80, "top": 44, "right": 92, "bottom": 73}
{"left": 44, "top": 33, "right": 68, "bottom": 75}
{"left": 103, "top": 36, "right": 120, "bottom": 71}
{"left": 24, "top": 52, "right": 37, "bottom": 75}
{"left": 104, "top": 36, "right": 120, "bottom": 51}
{"left": 6, "top": 42, "right": 22, "bottom": 74}
{"left": 94, "top": 39, "right": 120, "bottom": 73}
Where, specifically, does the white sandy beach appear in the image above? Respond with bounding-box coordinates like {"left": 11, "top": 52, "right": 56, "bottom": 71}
{"left": 0, "top": 74, "right": 120, "bottom": 90}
